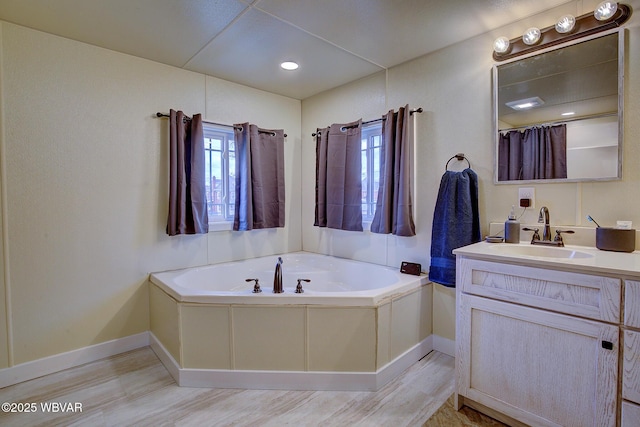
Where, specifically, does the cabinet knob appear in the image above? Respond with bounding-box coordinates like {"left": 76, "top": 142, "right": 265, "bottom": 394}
{"left": 601, "top": 340, "right": 613, "bottom": 350}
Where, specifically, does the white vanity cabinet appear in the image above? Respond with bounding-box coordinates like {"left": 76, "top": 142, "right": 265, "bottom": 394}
{"left": 455, "top": 257, "right": 622, "bottom": 427}
{"left": 622, "top": 280, "right": 640, "bottom": 427}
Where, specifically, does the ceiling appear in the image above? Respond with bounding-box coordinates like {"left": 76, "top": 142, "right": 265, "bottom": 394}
{"left": 498, "top": 32, "right": 620, "bottom": 128}
{"left": 0, "top": 0, "right": 573, "bottom": 99}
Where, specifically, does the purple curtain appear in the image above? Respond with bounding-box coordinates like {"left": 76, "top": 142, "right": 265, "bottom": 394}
{"left": 314, "top": 127, "right": 329, "bottom": 227}
{"left": 314, "top": 120, "right": 363, "bottom": 231}
{"left": 498, "top": 131, "right": 523, "bottom": 181}
{"left": 234, "top": 123, "right": 285, "bottom": 231}
{"left": 498, "top": 124, "right": 567, "bottom": 181}
{"left": 166, "top": 110, "right": 208, "bottom": 235}
{"left": 370, "top": 105, "right": 415, "bottom": 236}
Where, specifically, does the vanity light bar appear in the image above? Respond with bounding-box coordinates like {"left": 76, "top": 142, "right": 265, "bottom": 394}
{"left": 493, "top": 2, "right": 631, "bottom": 61}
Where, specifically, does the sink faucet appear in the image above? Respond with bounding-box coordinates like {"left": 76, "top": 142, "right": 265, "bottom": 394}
{"left": 538, "top": 206, "right": 551, "bottom": 241}
{"left": 273, "top": 257, "right": 284, "bottom": 293}
{"left": 526, "top": 206, "right": 574, "bottom": 247}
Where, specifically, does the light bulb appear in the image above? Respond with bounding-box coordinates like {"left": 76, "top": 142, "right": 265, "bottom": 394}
{"left": 280, "top": 61, "right": 299, "bottom": 70}
{"left": 555, "top": 15, "right": 576, "bottom": 33}
{"left": 522, "top": 28, "right": 541, "bottom": 46}
{"left": 594, "top": 1, "right": 618, "bottom": 21}
{"left": 493, "top": 36, "right": 510, "bottom": 54}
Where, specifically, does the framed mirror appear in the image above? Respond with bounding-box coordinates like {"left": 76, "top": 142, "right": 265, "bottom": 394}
{"left": 494, "top": 30, "right": 623, "bottom": 183}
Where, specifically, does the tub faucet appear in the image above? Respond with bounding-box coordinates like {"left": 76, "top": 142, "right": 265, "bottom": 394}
{"left": 538, "top": 206, "right": 551, "bottom": 241}
{"left": 273, "top": 257, "right": 284, "bottom": 293}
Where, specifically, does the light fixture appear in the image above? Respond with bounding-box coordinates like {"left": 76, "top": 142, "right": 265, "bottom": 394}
{"left": 493, "top": 2, "right": 630, "bottom": 61}
{"left": 555, "top": 15, "right": 576, "bottom": 33}
{"left": 522, "top": 27, "right": 541, "bottom": 45}
{"left": 280, "top": 61, "right": 299, "bottom": 71}
{"left": 493, "top": 36, "right": 511, "bottom": 54}
{"left": 561, "top": 111, "right": 576, "bottom": 116}
{"left": 506, "top": 97, "right": 545, "bottom": 110}
{"left": 594, "top": 1, "right": 618, "bottom": 21}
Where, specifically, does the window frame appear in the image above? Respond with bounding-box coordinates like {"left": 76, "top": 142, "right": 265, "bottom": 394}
{"left": 203, "top": 123, "right": 235, "bottom": 230}
{"left": 361, "top": 122, "right": 383, "bottom": 224}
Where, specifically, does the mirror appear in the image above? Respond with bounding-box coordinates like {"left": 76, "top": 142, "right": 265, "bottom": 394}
{"left": 494, "top": 30, "right": 623, "bottom": 183}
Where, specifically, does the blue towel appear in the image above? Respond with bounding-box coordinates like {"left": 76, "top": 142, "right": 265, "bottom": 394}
{"left": 428, "top": 168, "right": 481, "bottom": 287}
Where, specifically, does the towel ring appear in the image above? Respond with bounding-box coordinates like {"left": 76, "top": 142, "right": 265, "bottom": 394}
{"left": 445, "top": 153, "right": 471, "bottom": 171}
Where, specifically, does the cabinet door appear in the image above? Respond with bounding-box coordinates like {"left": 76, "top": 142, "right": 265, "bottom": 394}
{"left": 621, "top": 401, "right": 640, "bottom": 427}
{"left": 625, "top": 280, "right": 640, "bottom": 328}
{"left": 623, "top": 329, "right": 640, "bottom": 404}
{"left": 457, "top": 294, "right": 618, "bottom": 427}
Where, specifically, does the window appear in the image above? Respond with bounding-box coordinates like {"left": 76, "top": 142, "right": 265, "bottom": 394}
{"left": 361, "top": 122, "right": 382, "bottom": 222}
{"left": 203, "top": 124, "right": 235, "bottom": 223}
{"left": 204, "top": 121, "right": 382, "bottom": 226}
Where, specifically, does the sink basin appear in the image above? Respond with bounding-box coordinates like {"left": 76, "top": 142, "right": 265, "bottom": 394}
{"left": 489, "top": 244, "right": 594, "bottom": 259}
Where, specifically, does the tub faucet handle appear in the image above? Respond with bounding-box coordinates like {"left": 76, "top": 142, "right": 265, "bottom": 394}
{"left": 296, "top": 278, "right": 310, "bottom": 293}
{"left": 246, "top": 278, "right": 261, "bottom": 293}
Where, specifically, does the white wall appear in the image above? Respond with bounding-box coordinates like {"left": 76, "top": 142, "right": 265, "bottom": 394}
{"left": 302, "top": 0, "right": 640, "bottom": 341}
{"left": 0, "top": 22, "right": 301, "bottom": 366}
{"left": 566, "top": 117, "right": 619, "bottom": 179}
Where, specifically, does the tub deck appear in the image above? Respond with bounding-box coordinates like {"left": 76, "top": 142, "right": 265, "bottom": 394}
{"left": 150, "top": 251, "right": 426, "bottom": 306}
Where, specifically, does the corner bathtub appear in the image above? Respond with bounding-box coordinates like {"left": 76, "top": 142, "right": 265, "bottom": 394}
{"left": 149, "top": 251, "right": 432, "bottom": 391}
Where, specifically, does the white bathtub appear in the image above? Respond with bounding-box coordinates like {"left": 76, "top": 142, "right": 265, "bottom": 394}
{"left": 148, "top": 252, "right": 432, "bottom": 391}
{"left": 150, "top": 251, "right": 425, "bottom": 306}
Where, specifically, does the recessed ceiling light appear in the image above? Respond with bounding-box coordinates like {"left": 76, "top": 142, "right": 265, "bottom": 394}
{"left": 505, "top": 96, "right": 545, "bottom": 110}
{"left": 561, "top": 111, "right": 576, "bottom": 116}
{"left": 280, "top": 61, "right": 299, "bottom": 71}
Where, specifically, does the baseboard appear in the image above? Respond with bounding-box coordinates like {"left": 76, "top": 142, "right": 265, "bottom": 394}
{"left": 0, "top": 332, "right": 441, "bottom": 391}
{"left": 149, "top": 332, "right": 433, "bottom": 391}
{"left": 0, "top": 332, "right": 149, "bottom": 389}
{"left": 432, "top": 334, "right": 455, "bottom": 357}
{"left": 375, "top": 334, "right": 434, "bottom": 389}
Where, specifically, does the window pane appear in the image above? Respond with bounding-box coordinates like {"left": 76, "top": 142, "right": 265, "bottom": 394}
{"left": 205, "top": 137, "right": 224, "bottom": 219}
{"left": 228, "top": 149, "right": 236, "bottom": 218}
{"left": 372, "top": 145, "right": 380, "bottom": 209}
{"left": 203, "top": 127, "right": 235, "bottom": 222}
{"left": 360, "top": 123, "right": 382, "bottom": 221}
{"left": 210, "top": 137, "right": 221, "bottom": 151}
{"left": 361, "top": 149, "right": 368, "bottom": 208}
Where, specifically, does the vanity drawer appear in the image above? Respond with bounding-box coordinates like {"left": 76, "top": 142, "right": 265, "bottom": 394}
{"left": 623, "top": 329, "right": 640, "bottom": 404}
{"left": 457, "top": 258, "right": 621, "bottom": 323}
{"left": 621, "top": 400, "right": 640, "bottom": 427}
{"left": 625, "top": 280, "right": 640, "bottom": 328}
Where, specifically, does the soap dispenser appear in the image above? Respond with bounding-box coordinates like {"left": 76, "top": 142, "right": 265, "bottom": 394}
{"left": 504, "top": 205, "right": 520, "bottom": 243}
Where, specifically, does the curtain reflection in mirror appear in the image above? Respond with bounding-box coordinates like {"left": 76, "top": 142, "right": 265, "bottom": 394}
{"left": 498, "top": 124, "right": 567, "bottom": 181}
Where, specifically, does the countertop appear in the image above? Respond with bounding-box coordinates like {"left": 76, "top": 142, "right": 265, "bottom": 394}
{"left": 453, "top": 241, "right": 640, "bottom": 278}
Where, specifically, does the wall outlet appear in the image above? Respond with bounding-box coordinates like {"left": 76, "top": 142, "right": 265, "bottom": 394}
{"left": 518, "top": 187, "right": 535, "bottom": 209}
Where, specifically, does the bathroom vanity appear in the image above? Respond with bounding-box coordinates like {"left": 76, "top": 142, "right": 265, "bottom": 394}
{"left": 453, "top": 242, "right": 640, "bottom": 427}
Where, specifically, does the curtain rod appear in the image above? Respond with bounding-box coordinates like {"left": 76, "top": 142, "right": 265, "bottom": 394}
{"left": 311, "top": 107, "right": 423, "bottom": 137}
{"left": 498, "top": 111, "right": 617, "bottom": 133}
{"left": 155, "top": 113, "right": 287, "bottom": 137}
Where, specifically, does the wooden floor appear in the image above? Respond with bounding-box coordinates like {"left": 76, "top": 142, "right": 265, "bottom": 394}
{"left": 0, "top": 347, "right": 485, "bottom": 426}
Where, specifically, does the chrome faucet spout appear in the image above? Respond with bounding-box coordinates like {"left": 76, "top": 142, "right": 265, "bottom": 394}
{"left": 538, "top": 206, "right": 551, "bottom": 241}
{"left": 273, "top": 257, "right": 284, "bottom": 293}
